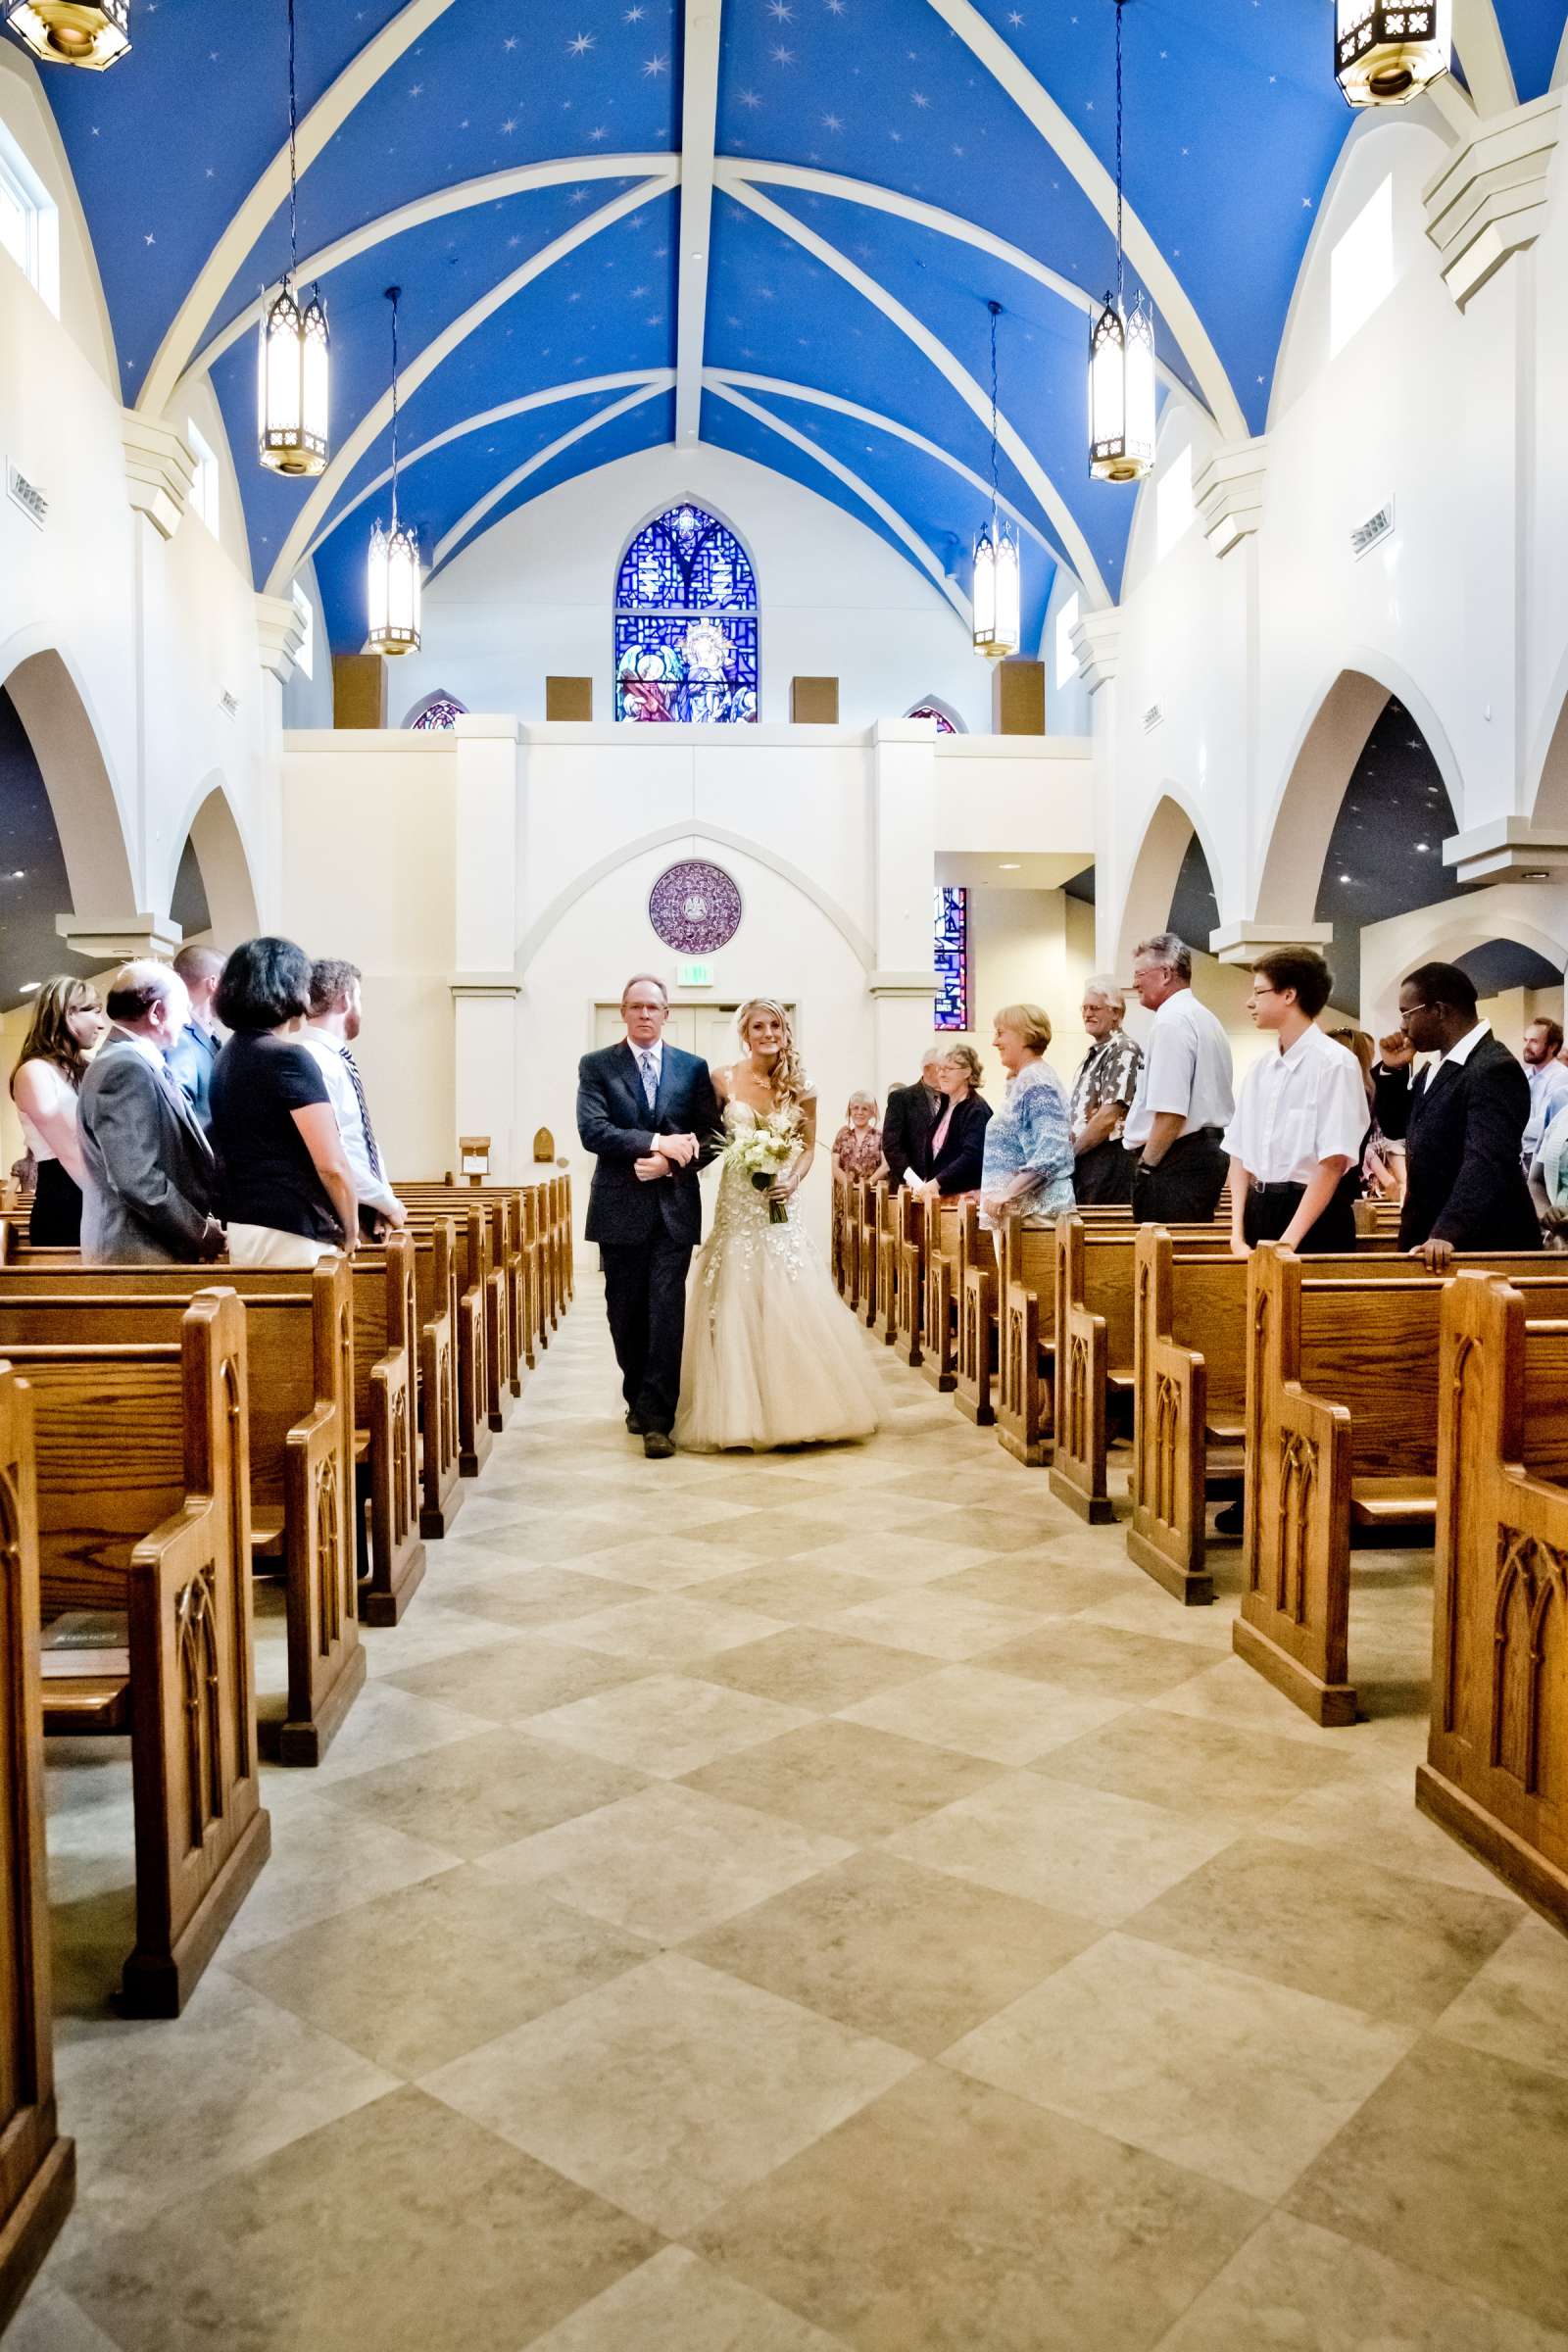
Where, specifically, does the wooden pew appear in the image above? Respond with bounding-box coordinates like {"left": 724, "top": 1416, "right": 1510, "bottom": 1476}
{"left": 857, "top": 1181, "right": 888, "bottom": 1329}
{"left": 1418, "top": 1272, "right": 1568, "bottom": 1929}
{"left": 831, "top": 1168, "right": 852, "bottom": 1300}
{"left": 995, "top": 1223, "right": 1061, "bottom": 1466}
{"left": 1126, "top": 1230, "right": 1251, "bottom": 1605}
{"left": 0, "top": 1260, "right": 364, "bottom": 1765}
{"left": 399, "top": 1203, "right": 492, "bottom": 1477}
{"left": 6, "top": 1291, "right": 270, "bottom": 2012}
{"left": 918, "top": 1202, "right": 963, "bottom": 1391}
{"left": 0, "top": 1368, "right": 75, "bottom": 2321}
{"left": 893, "top": 1194, "right": 929, "bottom": 1367}
{"left": 956, "top": 1203, "right": 998, "bottom": 1425}
{"left": 398, "top": 1183, "right": 530, "bottom": 1392}
{"left": 1235, "top": 1243, "right": 1559, "bottom": 1726}
{"left": 875, "top": 1191, "right": 918, "bottom": 1348}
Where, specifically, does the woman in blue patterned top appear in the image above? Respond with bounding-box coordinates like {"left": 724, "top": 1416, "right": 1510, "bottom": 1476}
{"left": 979, "top": 1002, "right": 1076, "bottom": 1231}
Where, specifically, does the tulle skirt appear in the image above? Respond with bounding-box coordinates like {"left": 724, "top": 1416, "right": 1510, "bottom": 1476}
{"left": 675, "top": 1173, "right": 881, "bottom": 1452}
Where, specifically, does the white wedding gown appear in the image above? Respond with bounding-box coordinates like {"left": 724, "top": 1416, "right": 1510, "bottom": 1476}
{"left": 674, "top": 1100, "right": 882, "bottom": 1452}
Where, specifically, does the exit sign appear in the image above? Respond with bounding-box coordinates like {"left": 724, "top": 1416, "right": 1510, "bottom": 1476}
{"left": 678, "top": 959, "right": 714, "bottom": 988}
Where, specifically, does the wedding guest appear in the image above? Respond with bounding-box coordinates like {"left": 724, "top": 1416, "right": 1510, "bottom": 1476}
{"left": 881, "top": 1047, "right": 943, "bottom": 1189}
{"left": 209, "top": 936, "right": 357, "bottom": 1268}
{"left": 1375, "top": 960, "right": 1539, "bottom": 1268}
{"left": 832, "top": 1091, "right": 884, "bottom": 1180}
{"left": 8, "top": 976, "right": 104, "bottom": 1244}
{"left": 167, "top": 943, "right": 225, "bottom": 1131}
{"left": 1123, "top": 933, "right": 1235, "bottom": 1224}
{"left": 1225, "top": 951, "right": 1367, "bottom": 1254}
{"left": 1068, "top": 980, "right": 1142, "bottom": 1204}
{"left": 1530, "top": 1097, "right": 1568, "bottom": 1242}
{"left": 1520, "top": 1016, "right": 1568, "bottom": 1178}
{"left": 302, "top": 957, "right": 407, "bottom": 1238}
{"left": 979, "top": 1004, "right": 1074, "bottom": 1232}
{"left": 77, "top": 962, "right": 224, "bottom": 1265}
{"left": 912, "top": 1045, "right": 992, "bottom": 1200}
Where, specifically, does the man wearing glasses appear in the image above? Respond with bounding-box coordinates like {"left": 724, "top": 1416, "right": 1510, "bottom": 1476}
{"left": 1223, "top": 949, "right": 1367, "bottom": 1257}
{"left": 1374, "top": 961, "right": 1539, "bottom": 1269}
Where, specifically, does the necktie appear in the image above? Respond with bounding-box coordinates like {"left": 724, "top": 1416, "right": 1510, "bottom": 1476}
{"left": 342, "top": 1049, "right": 382, "bottom": 1178}
{"left": 639, "top": 1051, "right": 658, "bottom": 1110}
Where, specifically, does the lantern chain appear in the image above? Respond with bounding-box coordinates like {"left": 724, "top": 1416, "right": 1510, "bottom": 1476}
{"left": 987, "top": 297, "right": 1001, "bottom": 521}
{"left": 387, "top": 285, "right": 402, "bottom": 529}
{"left": 1114, "top": 0, "right": 1125, "bottom": 315}
{"left": 286, "top": 0, "right": 300, "bottom": 286}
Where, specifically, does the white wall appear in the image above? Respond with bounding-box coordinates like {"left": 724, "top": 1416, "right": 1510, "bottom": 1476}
{"left": 392, "top": 442, "right": 995, "bottom": 732}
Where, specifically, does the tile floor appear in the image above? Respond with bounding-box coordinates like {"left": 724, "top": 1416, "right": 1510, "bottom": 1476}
{"left": 18, "top": 1275, "right": 1568, "bottom": 2351}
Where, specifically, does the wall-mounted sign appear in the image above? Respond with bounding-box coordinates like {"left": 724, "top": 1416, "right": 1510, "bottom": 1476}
{"left": 677, "top": 959, "right": 714, "bottom": 988}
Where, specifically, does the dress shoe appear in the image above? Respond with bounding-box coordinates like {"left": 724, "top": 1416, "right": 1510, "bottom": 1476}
{"left": 643, "top": 1430, "right": 675, "bottom": 1459}
{"left": 1214, "top": 1499, "right": 1245, "bottom": 1536}
{"left": 625, "top": 1410, "right": 647, "bottom": 1436}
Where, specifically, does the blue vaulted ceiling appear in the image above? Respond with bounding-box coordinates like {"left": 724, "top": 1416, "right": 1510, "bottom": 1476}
{"left": 26, "top": 0, "right": 1567, "bottom": 653}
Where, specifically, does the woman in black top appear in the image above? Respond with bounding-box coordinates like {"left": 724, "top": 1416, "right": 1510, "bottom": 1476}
{"left": 209, "top": 937, "right": 358, "bottom": 1268}
{"left": 912, "top": 1044, "right": 993, "bottom": 1200}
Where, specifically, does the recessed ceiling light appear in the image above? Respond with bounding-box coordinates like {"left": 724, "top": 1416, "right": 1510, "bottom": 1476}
{"left": 19, "top": 982, "right": 38, "bottom": 994}
{"left": 8, "top": 868, "right": 23, "bottom": 879}
{"left": 1339, "top": 873, "right": 1351, "bottom": 884}
{"left": 1415, "top": 842, "right": 1429, "bottom": 852}
{"left": 999, "top": 860, "right": 1021, "bottom": 870}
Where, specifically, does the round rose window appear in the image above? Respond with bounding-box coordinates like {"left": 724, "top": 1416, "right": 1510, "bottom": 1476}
{"left": 647, "top": 859, "right": 743, "bottom": 955}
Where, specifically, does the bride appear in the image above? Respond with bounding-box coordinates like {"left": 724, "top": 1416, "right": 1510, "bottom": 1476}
{"left": 675, "top": 999, "right": 882, "bottom": 1452}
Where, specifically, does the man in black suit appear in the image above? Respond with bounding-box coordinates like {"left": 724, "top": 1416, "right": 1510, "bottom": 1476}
{"left": 1375, "top": 960, "right": 1540, "bottom": 1268}
{"left": 881, "top": 1047, "right": 943, "bottom": 1189}
{"left": 577, "top": 974, "right": 721, "bottom": 1457}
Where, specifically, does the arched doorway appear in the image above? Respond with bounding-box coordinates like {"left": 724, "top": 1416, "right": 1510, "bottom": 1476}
{"left": 1111, "top": 791, "right": 1226, "bottom": 977}
{"left": 167, "top": 781, "right": 262, "bottom": 952}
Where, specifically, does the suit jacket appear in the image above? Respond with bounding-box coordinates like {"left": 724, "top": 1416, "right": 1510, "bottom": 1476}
{"left": 78, "top": 1030, "right": 222, "bottom": 1264}
{"left": 1375, "top": 1037, "right": 1540, "bottom": 1251}
{"left": 927, "top": 1092, "right": 993, "bottom": 1196}
{"left": 882, "top": 1079, "right": 940, "bottom": 1188}
{"left": 167, "top": 1019, "right": 220, "bottom": 1131}
{"left": 577, "top": 1041, "right": 721, "bottom": 1249}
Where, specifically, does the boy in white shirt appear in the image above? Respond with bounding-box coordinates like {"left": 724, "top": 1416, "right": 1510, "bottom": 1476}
{"left": 1224, "top": 948, "right": 1369, "bottom": 1258}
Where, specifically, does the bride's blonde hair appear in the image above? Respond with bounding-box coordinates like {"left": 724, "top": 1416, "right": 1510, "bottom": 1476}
{"left": 737, "top": 998, "right": 809, "bottom": 1107}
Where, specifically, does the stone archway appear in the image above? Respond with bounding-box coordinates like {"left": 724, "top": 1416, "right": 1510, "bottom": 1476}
{"left": 168, "top": 777, "right": 263, "bottom": 949}
{"left": 0, "top": 638, "right": 136, "bottom": 918}
{"left": 1110, "top": 790, "right": 1227, "bottom": 977}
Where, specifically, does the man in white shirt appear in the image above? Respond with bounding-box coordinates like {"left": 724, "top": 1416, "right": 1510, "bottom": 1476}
{"left": 1224, "top": 948, "right": 1368, "bottom": 1256}
{"left": 1519, "top": 1017, "right": 1568, "bottom": 1177}
{"left": 1123, "top": 932, "right": 1235, "bottom": 1224}
{"left": 302, "top": 958, "right": 406, "bottom": 1239}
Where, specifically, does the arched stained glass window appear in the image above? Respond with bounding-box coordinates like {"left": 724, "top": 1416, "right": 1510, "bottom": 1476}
{"left": 907, "top": 702, "right": 958, "bottom": 734}
{"left": 408, "top": 694, "right": 467, "bottom": 731}
{"left": 614, "top": 504, "right": 759, "bottom": 724}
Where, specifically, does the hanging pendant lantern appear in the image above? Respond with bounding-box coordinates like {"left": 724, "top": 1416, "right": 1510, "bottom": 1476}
{"left": 368, "top": 286, "right": 420, "bottom": 658}
{"left": 1087, "top": 0, "right": 1154, "bottom": 486}
{"left": 1335, "top": 0, "right": 1450, "bottom": 107}
{"left": 258, "top": 0, "right": 330, "bottom": 476}
{"left": 5, "top": 1, "right": 129, "bottom": 69}
{"left": 973, "top": 300, "right": 1020, "bottom": 662}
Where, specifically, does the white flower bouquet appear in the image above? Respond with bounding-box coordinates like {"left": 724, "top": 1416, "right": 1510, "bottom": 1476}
{"left": 719, "top": 1105, "right": 803, "bottom": 1224}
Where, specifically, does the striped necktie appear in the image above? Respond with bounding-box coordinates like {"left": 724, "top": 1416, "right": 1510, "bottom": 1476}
{"left": 341, "top": 1048, "right": 382, "bottom": 1178}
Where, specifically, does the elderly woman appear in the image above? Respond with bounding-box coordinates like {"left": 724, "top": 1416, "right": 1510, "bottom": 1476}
{"left": 831, "top": 1090, "right": 884, "bottom": 1181}
{"left": 979, "top": 1003, "right": 1075, "bottom": 1230}
{"left": 912, "top": 1045, "right": 992, "bottom": 1200}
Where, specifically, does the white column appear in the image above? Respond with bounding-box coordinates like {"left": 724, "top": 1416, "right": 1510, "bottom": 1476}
{"left": 450, "top": 715, "right": 522, "bottom": 1177}
{"left": 869, "top": 717, "right": 938, "bottom": 1089}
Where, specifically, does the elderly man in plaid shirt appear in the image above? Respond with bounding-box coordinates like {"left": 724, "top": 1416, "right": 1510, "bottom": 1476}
{"left": 1068, "top": 979, "right": 1143, "bottom": 1204}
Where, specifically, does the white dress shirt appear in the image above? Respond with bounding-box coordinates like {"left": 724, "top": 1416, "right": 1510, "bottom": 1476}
{"left": 1522, "top": 1054, "right": 1568, "bottom": 1168}
{"left": 1222, "top": 1024, "right": 1369, "bottom": 1184}
{"left": 1123, "top": 987, "right": 1236, "bottom": 1149}
{"left": 300, "top": 1025, "right": 401, "bottom": 1220}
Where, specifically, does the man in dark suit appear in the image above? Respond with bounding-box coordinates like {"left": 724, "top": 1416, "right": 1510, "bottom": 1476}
{"left": 78, "top": 962, "right": 225, "bottom": 1265}
{"left": 881, "top": 1047, "right": 943, "bottom": 1189}
{"left": 577, "top": 974, "right": 720, "bottom": 1457}
{"left": 1375, "top": 960, "right": 1540, "bottom": 1268}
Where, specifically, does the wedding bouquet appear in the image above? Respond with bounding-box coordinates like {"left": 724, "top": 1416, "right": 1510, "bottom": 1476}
{"left": 719, "top": 1105, "right": 803, "bottom": 1224}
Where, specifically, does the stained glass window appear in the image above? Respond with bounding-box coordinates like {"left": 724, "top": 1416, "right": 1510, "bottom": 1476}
{"left": 409, "top": 696, "right": 466, "bottom": 731}
{"left": 907, "top": 703, "right": 957, "bottom": 734}
{"left": 614, "top": 503, "right": 759, "bottom": 724}
{"left": 934, "top": 885, "right": 968, "bottom": 1032}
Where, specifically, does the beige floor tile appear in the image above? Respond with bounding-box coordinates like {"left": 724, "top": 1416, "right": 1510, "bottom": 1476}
{"left": 6, "top": 2282, "right": 122, "bottom": 2352}
{"left": 1074, "top": 1588, "right": 1242, "bottom": 1651}
{"left": 1268, "top": 1772, "right": 1533, "bottom": 1895}
{"left": 226, "top": 1865, "right": 651, "bottom": 2076}
{"left": 301, "top": 1677, "right": 498, "bottom": 1788}
{"left": 947, "top": 1929, "right": 1412, "bottom": 2198}
{"left": 1146, "top": 1652, "right": 1409, "bottom": 1754}
{"left": 682, "top": 1718, "right": 1006, "bottom": 1839}
{"left": 1126, "top": 1834, "right": 1522, "bottom": 2022}
{"left": 1155, "top": 2209, "right": 1568, "bottom": 2352}
{"left": 555, "top": 1535, "right": 772, "bottom": 1592}
{"left": 436, "top": 1564, "right": 659, "bottom": 1626}
{"left": 54, "top": 1967, "right": 398, "bottom": 2233}
{"left": 433, "top": 1514, "right": 657, "bottom": 1570}
{"left": 1434, "top": 1915, "right": 1568, "bottom": 2080}
{"left": 818, "top": 1586, "right": 1049, "bottom": 1661}
{"left": 380, "top": 1632, "right": 646, "bottom": 1722}
{"left": 356, "top": 1599, "right": 529, "bottom": 1682}
{"left": 700, "top": 1627, "right": 940, "bottom": 1710}
{"left": 527, "top": 1671, "right": 816, "bottom": 1778}
{"left": 682, "top": 1511, "right": 854, "bottom": 1558}
{"left": 695, "top": 2062, "right": 1263, "bottom": 2352}
{"left": 422, "top": 1952, "right": 916, "bottom": 2234}
{"left": 58, "top": 2087, "right": 658, "bottom": 2352}
{"left": 530, "top": 2246, "right": 848, "bottom": 2350}
{"left": 696, "top": 1562, "right": 890, "bottom": 1619}
{"left": 838, "top": 1665, "right": 1132, "bottom": 1764}
{"left": 794, "top": 1533, "right": 998, "bottom": 1588}
{"left": 887, "top": 1768, "right": 1238, "bottom": 1926}
{"left": 685, "top": 1849, "right": 1097, "bottom": 2055}
{"left": 982, "top": 1618, "right": 1218, "bottom": 1700}
{"left": 552, "top": 1592, "right": 783, "bottom": 1664}
{"left": 1287, "top": 2037, "right": 1568, "bottom": 2330}
{"left": 1031, "top": 1706, "right": 1365, "bottom": 1826}
{"left": 480, "top": 1780, "right": 854, "bottom": 1941}
{"left": 318, "top": 1726, "right": 647, "bottom": 1860}
{"left": 929, "top": 1551, "right": 1125, "bottom": 1615}
{"left": 220, "top": 1792, "right": 459, "bottom": 1956}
